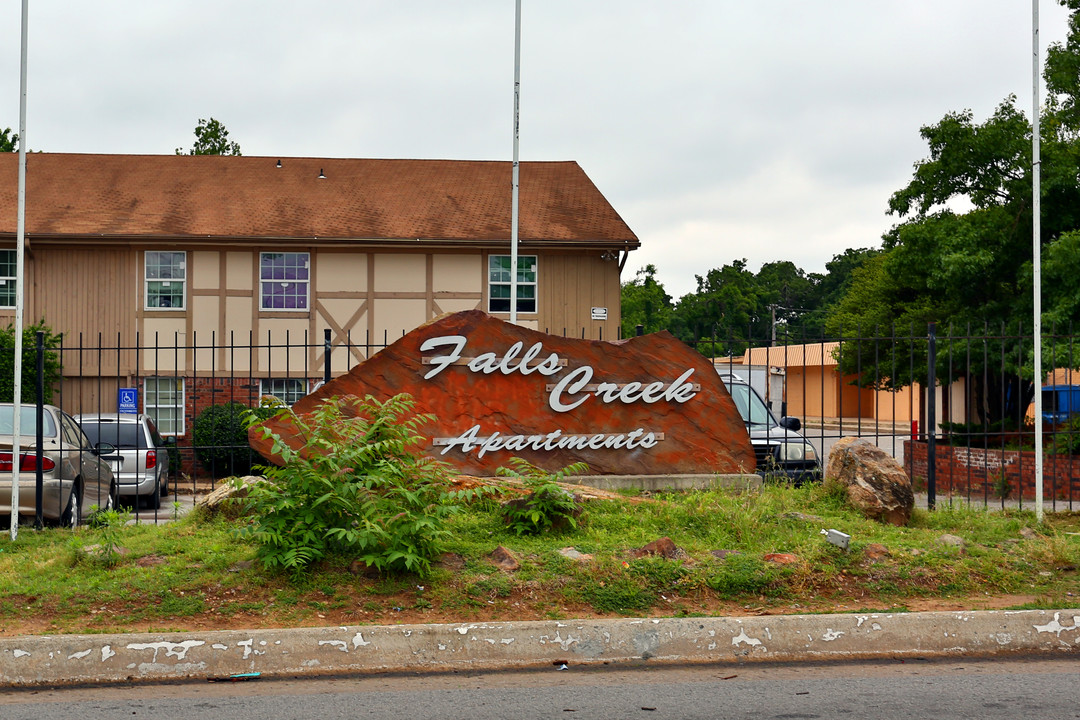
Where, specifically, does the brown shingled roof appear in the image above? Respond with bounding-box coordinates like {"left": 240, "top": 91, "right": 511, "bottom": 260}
{"left": 0, "top": 153, "right": 639, "bottom": 248}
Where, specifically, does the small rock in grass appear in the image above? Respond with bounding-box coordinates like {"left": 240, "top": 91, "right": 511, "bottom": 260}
{"left": 863, "top": 543, "right": 890, "bottom": 561}
{"left": 490, "top": 545, "right": 521, "bottom": 572}
{"left": 558, "top": 547, "right": 593, "bottom": 562}
{"left": 936, "top": 534, "right": 966, "bottom": 550}
{"left": 632, "top": 537, "right": 681, "bottom": 560}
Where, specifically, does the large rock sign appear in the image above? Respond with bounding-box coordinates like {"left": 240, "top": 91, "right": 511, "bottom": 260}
{"left": 251, "top": 310, "right": 755, "bottom": 476}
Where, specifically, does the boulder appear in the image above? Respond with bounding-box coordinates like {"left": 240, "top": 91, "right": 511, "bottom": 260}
{"left": 825, "top": 438, "right": 914, "bottom": 526}
{"left": 251, "top": 310, "right": 756, "bottom": 477}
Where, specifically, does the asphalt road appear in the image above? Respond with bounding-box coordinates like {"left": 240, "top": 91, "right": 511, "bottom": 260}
{"left": 4, "top": 656, "right": 1078, "bottom": 720}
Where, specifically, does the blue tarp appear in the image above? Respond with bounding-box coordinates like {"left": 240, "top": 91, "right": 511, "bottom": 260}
{"left": 1041, "top": 385, "right": 1080, "bottom": 424}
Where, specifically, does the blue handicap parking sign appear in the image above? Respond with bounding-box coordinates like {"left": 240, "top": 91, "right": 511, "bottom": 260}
{"left": 118, "top": 388, "right": 138, "bottom": 413}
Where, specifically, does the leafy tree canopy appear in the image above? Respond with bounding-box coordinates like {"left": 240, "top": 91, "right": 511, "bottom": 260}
{"left": 175, "top": 117, "right": 241, "bottom": 156}
{"left": 823, "top": 0, "right": 1080, "bottom": 423}
{"left": 620, "top": 264, "right": 673, "bottom": 338}
{"left": 0, "top": 127, "right": 17, "bottom": 153}
{"left": 0, "top": 322, "right": 62, "bottom": 404}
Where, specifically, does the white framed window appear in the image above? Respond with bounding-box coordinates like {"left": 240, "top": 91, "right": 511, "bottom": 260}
{"left": 260, "top": 252, "right": 310, "bottom": 311}
{"left": 260, "top": 378, "right": 309, "bottom": 405}
{"left": 488, "top": 254, "right": 537, "bottom": 314}
{"left": 145, "top": 251, "right": 187, "bottom": 309}
{"left": 0, "top": 249, "right": 15, "bottom": 308}
{"left": 144, "top": 377, "right": 185, "bottom": 436}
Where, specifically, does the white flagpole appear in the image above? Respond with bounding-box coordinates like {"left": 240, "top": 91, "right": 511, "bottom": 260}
{"left": 510, "top": 0, "right": 521, "bottom": 324}
{"left": 1032, "top": 0, "right": 1044, "bottom": 522}
{"left": 11, "top": 0, "right": 29, "bottom": 540}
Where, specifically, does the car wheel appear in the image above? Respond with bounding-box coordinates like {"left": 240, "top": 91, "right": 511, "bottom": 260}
{"left": 159, "top": 470, "right": 169, "bottom": 497}
{"left": 59, "top": 483, "right": 81, "bottom": 529}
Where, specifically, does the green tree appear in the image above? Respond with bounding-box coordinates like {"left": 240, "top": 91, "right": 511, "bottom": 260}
{"left": 0, "top": 322, "right": 62, "bottom": 404}
{"left": 620, "top": 264, "right": 673, "bottom": 338}
{"left": 755, "top": 260, "right": 815, "bottom": 342}
{"left": 826, "top": 1, "right": 1080, "bottom": 424}
{"left": 175, "top": 117, "right": 241, "bottom": 156}
{"left": 670, "top": 259, "right": 765, "bottom": 357}
{"left": 0, "top": 127, "right": 17, "bottom": 152}
{"left": 801, "top": 247, "right": 881, "bottom": 336}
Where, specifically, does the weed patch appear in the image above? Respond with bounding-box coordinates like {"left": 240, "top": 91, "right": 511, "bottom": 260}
{"left": 0, "top": 485, "right": 1077, "bottom": 635}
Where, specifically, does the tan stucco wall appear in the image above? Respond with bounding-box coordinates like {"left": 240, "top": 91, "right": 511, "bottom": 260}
{"left": 226, "top": 251, "right": 253, "bottom": 291}
{"left": 433, "top": 254, "right": 482, "bottom": 292}
{"left": 258, "top": 317, "right": 311, "bottom": 375}
{"left": 373, "top": 298, "right": 427, "bottom": 342}
{"left": 316, "top": 251, "right": 368, "bottom": 292}
{"left": 141, "top": 318, "right": 186, "bottom": 372}
{"left": 373, "top": 254, "right": 425, "bottom": 293}
{"left": 191, "top": 251, "right": 220, "bottom": 290}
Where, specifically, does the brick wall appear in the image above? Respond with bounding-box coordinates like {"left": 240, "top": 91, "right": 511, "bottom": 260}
{"left": 905, "top": 440, "right": 1080, "bottom": 501}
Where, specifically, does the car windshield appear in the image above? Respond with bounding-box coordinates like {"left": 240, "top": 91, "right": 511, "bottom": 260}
{"left": 80, "top": 422, "right": 147, "bottom": 448}
{"left": 0, "top": 406, "right": 59, "bottom": 437}
{"left": 725, "top": 383, "right": 776, "bottom": 428}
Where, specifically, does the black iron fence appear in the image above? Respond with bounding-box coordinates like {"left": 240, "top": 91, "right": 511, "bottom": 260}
{"left": 700, "top": 321, "right": 1080, "bottom": 512}
{"left": 12, "top": 322, "right": 1079, "bottom": 525}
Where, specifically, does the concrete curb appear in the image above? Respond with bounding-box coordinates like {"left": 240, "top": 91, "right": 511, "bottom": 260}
{"left": 2, "top": 608, "right": 1078, "bottom": 687}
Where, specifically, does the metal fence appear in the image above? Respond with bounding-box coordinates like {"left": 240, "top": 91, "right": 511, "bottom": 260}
{"left": 699, "top": 321, "right": 1080, "bottom": 512}
{"left": 17, "top": 322, "right": 1080, "bottom": 525}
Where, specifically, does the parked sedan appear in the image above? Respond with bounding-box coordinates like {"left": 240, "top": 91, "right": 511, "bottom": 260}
{"left": 76, "top": 413, "right": 171, "bottom": 509}
{"left": 0, "top": 403, "right": 117, "bottom": 527}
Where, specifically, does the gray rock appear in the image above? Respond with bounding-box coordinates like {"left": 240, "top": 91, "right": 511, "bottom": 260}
{"left": 937, "top": 533, "right": 966, "bottom": 550}
{"left": 782, "top": 512, "right": 823, "bottom": 523}
{"left": 558, "top": 547, "right": 593, "bottom": 562}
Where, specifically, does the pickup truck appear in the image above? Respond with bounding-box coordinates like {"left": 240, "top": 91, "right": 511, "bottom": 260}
{"left": 719, "top": 374, "right": 822, "bottom": 485}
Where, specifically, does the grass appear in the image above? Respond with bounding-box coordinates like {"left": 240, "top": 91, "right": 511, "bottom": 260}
{"left": 0, "top": 482, "right": 1078, "bottom": 635}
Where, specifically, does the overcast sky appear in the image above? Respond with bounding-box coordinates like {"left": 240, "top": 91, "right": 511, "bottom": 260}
{"left": 0, "top": 1, "right": 1071, "bottom": 299}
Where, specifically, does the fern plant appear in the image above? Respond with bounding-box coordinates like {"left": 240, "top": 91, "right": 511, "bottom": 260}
{"left": 240, "top": 394, "right": 488, "bottom": 575}
{"left": 497, "top": 458, "right": 588, "bottom": 536}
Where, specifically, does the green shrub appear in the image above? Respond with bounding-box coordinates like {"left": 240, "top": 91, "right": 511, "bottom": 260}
{"left": 192, "top": 401, "right": 265, "bottom": 476}
{"left": 497, "top": 458, "right": 588, "bottom": 535}
{"left": 239, "top": 393, "right": 489, "bottom": 575}
{"left": 0, "top": 321, "right": 62, "bottom": 403}
{"left": 1051, "top": 413, "right": 1080, "bottom": 455}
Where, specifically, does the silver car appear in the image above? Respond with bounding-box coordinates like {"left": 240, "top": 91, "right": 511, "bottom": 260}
{"left": 0, "top": 403, "right": 117, "bottom": 527}
{"left": 75, "top": 413, "right": 171, "bottom": 509}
